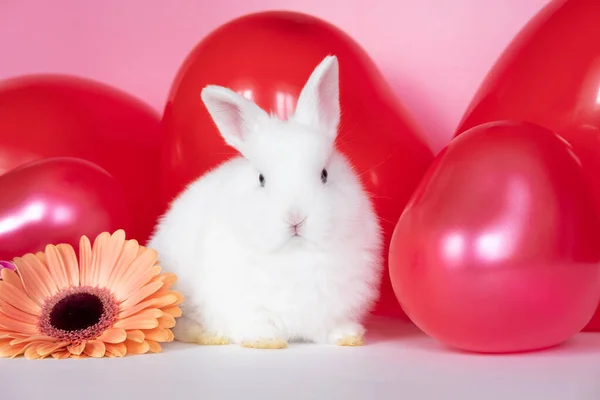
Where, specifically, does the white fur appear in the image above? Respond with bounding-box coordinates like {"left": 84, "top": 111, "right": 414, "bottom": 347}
{"left": 147, "top": 55, "right": 384, "bottom": 346}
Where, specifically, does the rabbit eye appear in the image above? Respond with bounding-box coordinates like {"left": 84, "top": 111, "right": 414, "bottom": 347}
{"left": 259, "top": 173, "right": 266, "bottom": 187}
{"left": 321, "top": 169, "right": 328, "bottom": 184}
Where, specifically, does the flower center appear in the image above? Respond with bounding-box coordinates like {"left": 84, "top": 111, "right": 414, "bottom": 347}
{"left": 39, "top": 286, "right": 118, "bottom": 343}
{"left": 49, "top": 292, "right": 104, "bottom": 332}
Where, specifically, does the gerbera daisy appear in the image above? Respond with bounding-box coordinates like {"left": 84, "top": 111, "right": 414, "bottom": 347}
{"left": 0, "top": 230, "right": 184, "bottom": 359}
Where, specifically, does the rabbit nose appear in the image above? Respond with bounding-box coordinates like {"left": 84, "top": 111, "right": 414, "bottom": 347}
{"left": 287, "top": 211, "right": 307, "bottom": 227}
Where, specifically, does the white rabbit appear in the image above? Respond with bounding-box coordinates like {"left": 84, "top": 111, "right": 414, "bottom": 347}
{"left": 147, "top": 55, "right": 383, "bottom": 349}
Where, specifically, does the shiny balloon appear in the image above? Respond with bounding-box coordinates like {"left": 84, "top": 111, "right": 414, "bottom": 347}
{"left": 454, "top": 1, "right": 600, "bottom": 331}
{"left": 159, "top": 11, "right": 434, "bottom": 318}
{"left": 0, "top": 157, "right": 130, "bottom": 260}
{"left": 0, "top": 75, "right": 161, "bottom": 244}
{"left": 389, "top": 121, "right": 600, "bottom": 353}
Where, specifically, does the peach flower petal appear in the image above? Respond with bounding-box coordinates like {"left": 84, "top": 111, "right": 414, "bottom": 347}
{"left": 0, "top": 313, "right": 38, "bottom": 335}
{"left": 51, "top": 350, "right": 72, "bottom": 360}
{"left": 96, "top": 327, "right": 127, "bottom": 344}
{"left": 0, "top": 269, "right": 24, "bottom": 292}
{"left": 114, "top": 308, "right": 162, "bottom": 330}
{"left": 44, "top": 245, "right": 71, "bottom": 290}
{"left": 78, "top": 235, "right": 93, "bottom": 286}
{"left": 10, "top": 335, "right": 54, "bottom": 346}
{"left": 157, "top": 273, "right": 178, "bottom": 290}
{"left": 68, "top": 342, "right": 86, "bottom": 355}
{"left": 11, "top": 257, "right": 47, "bottom": 306}
{"left": 36, "top": 341, "right": 69, "bottom": 357}
{"left": 0, "top": 281, "right": 41, "bottom": 315}
{"left": 105, "top": 342, "right": 127, "bottom": 357}
{"left": 171, "top": 291, "right": 184, "bottom": 306}
{"left": 1, "top": 343, "right": 28, "bottom": 358}
{"left": 118, "top": 281, "right": 164, "bottom": 312}
{"left": 113, "top": 249, "right": 159, "bottom": 301}
{"left": 119, "top": 307, "right": 162, "bottom": 319}
{"left": 97, "top": 230, "right": 127, "bottom": 287}
{"left": 162, "top": 306, "right": 183, "bottom": 318}
{"left": 24, "top": 344, "right": 42, "bottom": 360}
{"left": 126, "top": 330, "right": 145, "bottom": 343}
{"left": 119, "top": 293, "right": 178, "bottom": 319}
{"left": 125, "top": 339, "right": 150, "bottom": 354}
{"left": 145, "top": 289, "right": 184, "bottom": 309}
{"left": 106, "top": 240, "right": 140, "bottom": 290}
{"left": 146, "top": 340, "right": 162, "bottom": 353}
{"left": 158, "top": 314, "right": 176, "bottom": 329}
{"left": 57, "top": 243, "right": 80, "bottom": 287}
{"left": 117, "top": 265, "right": 163, "bottom": 304}
{"left": 0, "top": 299, "right": 38, "bottom": 325}
{"left": 146, "top": 273, "right": 178, "bottom": 293}
{"left": 84, "top": 340, "right": 106, "bottom": 358}
{"left": 0, "top": 333, "right": 15, "bottom": 339}
{"left": 22, "top": 253, "right": 59, "bottom": 298}
{"left": 34, "top": 251, "right": 48, "bottom": 265}
{"left": 142, "top": 328, "right": 170, "bottom": 342}
{"left": 0, "top": 340, "right": 16, "bottom": 356}
{"left": 89, "top": 232, "right": 111, "bottom": 287}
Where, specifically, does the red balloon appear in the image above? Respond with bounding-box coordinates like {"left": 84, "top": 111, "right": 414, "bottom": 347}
{"left": 159, "top": 11, "right": 434, "bottom": 318}
{"left": 0, "top": 157, "right": 130, "bottom": 260}
{"left": 454, "top": 1, "right": 600, "bottom": 331}
{"left": 389, "top": 121, "right": 600, "bottom": 353}
{"left": 0, "top": 74, "right": 161, "bottom": 244}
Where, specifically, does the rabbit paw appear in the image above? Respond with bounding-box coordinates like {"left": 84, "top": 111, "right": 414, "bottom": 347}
{"left": 328, "top": 321, "right": 366, "bottom": 346}
{"left": 241, "top": 338, "right": 288, "bottom": 349}
{"left": 336, "top": 335, "right": 364, "bottom": 346}
{"left": 195, "top": 334, "right": 230, "bottom": 345}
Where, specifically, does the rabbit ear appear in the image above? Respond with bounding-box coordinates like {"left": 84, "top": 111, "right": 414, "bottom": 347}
{"left": 200, "top": 85, "right": 268, "bottom": 152}
{"left": 293, "top": 55, "right": 341, "bottom": 142}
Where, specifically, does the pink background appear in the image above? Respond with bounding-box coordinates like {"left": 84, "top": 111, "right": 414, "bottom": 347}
{"left": 0, "top": 0, "right": 551, "bottom": 153}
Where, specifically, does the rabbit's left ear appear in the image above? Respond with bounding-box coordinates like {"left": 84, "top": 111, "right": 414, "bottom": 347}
{"left": 293, "top": 55, "right": 340, "bottom": 142}
{"left": 201, "top": 84, "right": 269, "bottom": 154}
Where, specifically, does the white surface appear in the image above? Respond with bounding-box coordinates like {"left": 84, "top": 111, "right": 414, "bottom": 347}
{"left": 2, "top": 317, "right": 600, "bottom": 400}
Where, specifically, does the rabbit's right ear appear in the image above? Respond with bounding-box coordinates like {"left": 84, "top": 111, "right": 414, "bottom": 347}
{"left": 200, "top": 85, "right": 268, "bottom": 153}
{"left": 293, "top": 55, "right": 340, "bottom": 143}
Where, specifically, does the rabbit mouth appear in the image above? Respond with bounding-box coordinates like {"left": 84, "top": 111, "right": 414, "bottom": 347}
{"left": 278, "top": 231, "right": 321, "bottom": 253}
{"left": 280, "top": 220, "right": 314, "bottom": 249}
{"left": 286, "top": 213, "right": 307, "bottom": 237}
{"left": 288, "top": 226, "right": 306, "bottom": 241}
{"left": 290, "top": 224, "right": 302, "bottom": 237}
